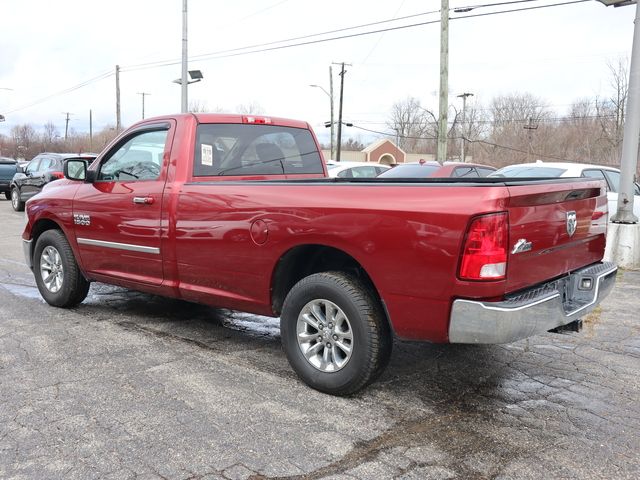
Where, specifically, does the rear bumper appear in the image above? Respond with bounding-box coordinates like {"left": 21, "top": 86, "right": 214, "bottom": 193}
{"left": 449, "top": 261, "right": 617, "bottom": 344}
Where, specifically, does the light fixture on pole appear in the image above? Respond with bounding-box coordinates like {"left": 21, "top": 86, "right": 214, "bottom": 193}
{"left": 457, "top": 92, "right": 473, "bottom": 162}
{"left": 310, "top": 82, "right": 335, "bottom": 160}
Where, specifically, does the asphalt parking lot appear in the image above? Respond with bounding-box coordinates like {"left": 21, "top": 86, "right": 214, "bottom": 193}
{"left": 0, "top": 199, "right": 638, "bottom": 480}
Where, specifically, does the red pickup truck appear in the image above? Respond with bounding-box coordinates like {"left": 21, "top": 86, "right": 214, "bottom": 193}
{"left": 22, "top": 113, "right": 617, "bottom": 395}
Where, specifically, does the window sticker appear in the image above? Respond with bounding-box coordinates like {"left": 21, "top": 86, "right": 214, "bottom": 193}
{"left": 201, "top": 144, "right": 213, "bottom": 166}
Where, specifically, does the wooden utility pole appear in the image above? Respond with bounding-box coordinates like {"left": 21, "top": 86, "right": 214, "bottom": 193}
{"left": 115, "top": 65, "right": 121, "bottom": 132}
{"left": 524, "top": 117, "right": 538, "bottom": 163}
{"left": 62, "top": 112, "right": 73, "bottom": 141}
{"left": 332, "top": 62, "right": 351, "bottom": 162}
{"left": 437, "top": 0, "right": 449, "bottom": 164}
{"left": 89, "top": 109, "right": 93, "bottom": 151}
{"left": 329, "top": 66, "right": 335, "bottom": 161}
{"left": 138, "top": 92, "right": 150, "bottom": 119}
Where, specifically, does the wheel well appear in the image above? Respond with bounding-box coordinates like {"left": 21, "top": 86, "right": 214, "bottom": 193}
{"left": 271, "top": 245, "right": 382, "bottom": 316}
{"left": 29, "top": 219, "right": 63, "bottom": 260}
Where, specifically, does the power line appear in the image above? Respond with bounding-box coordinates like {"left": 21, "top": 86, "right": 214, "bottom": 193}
{"left": 121, "top": 8, "right": 443, "bottom": 72}
{"left": 3, "top": 0, "right": 595, "bottom": 116}
{"left": 3, "top": 71, "right": 113, "bottom": 115}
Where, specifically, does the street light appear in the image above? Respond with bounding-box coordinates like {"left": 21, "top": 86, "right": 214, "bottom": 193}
{"left": 173, "top": 70, "right": 204, "bottom": 85}
{"left": 310, "top": 84, "right": 335, "bottom": 159}
{"left": 457, "top": 92, "right": 473, "bottom": 162}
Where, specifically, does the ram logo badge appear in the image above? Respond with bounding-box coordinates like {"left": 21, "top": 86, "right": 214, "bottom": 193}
{"left": 73, "top": 214, "right": 91, "bottom": 226}
{"left": 566, "top": 211, "right": 577, "bottom": 237}
{"left": 512, "top": 238, "right": 533, "bottom": 254}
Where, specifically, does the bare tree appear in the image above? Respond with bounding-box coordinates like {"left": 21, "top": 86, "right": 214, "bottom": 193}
{"left": 595, "top": 57, "right": 628, "bottom": 163}
{"left": 386, "top": 96, "right": 436, "bottom": 153}
{"left": 236, "top": 101, "right": 265, "bottom": 115}
{"left": 42, "top": 121, "right": 59, "bottom": 149}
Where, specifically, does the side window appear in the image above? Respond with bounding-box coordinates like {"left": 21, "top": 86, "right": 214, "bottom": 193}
{"left": 477, "top": 167, "right": 494, "bottom": 177}
{"left": 194, "top": 124, "right": 323, "bottom": 176}
{"left": 452, "top": 167, "right": 477, "bottom": 177}
{"left": 351, "top": 166, "right": 378, "bottom": 178}
{"left": 25, "top": 159, "right": 41, "bottom": 175}
{"left": 602, "top": 170, "right": 620, "bottom": 193}
{"left": 337, "top": 169, "right": 353, "bottom": 178}
{"left": 98, "top": 129, "right": 168, "bottom": 182}
{"left": 38, "top": 158, "right": 54, "bottom": 172}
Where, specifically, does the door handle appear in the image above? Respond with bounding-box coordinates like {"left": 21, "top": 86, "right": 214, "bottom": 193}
{"left": 133, "top": 196, "right": 154, "bottom": 205}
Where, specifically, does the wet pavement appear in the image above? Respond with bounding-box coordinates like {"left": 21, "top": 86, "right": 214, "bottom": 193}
{"left": 0, "top": 202, "right": 638, "bottom": 479}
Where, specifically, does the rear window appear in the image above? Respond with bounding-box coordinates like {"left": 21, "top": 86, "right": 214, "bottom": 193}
{"left": 490, "top": 166, "right": 567, "bottom": 177}
{"left": 193, "top": 124, "right": 323, "bottom": 176}
{"left": 377, "top": 164, "right": 440, "bottom": 178}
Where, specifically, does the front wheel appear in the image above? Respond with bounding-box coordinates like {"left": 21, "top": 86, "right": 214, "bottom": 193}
{"left": 33, "top": 230, "right": 90, "bottom": 307}
{"left": 11, "top": 188, "right": 24, "bottom": 211}
{"left": 281, "top": 271, "right": 392, "bottom": 396}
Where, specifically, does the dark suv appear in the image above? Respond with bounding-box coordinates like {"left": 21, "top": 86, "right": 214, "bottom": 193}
{"left": 10, "top": 152, "right": 97, "bottom": 211}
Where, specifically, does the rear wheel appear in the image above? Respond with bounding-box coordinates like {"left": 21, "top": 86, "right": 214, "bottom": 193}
{"left": 33, "top": 230, "right": 90, "bottom": 307}
{"left": 281, "top": 271, "right": 392, "bottom": 396}
{"left": 3, "top": 191, "right": 9, "bottom": 200}
{"left": 11, "top": 188, "right": 24, "bottom": 211}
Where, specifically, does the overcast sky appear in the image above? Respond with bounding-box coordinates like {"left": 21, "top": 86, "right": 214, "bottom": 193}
{"left": 0, "top": 0, "right": 635, "bottom": 144}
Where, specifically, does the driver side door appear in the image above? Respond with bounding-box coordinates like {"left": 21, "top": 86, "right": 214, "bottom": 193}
{"left": 72, "top": 122, "right": 174, "bottom": 285}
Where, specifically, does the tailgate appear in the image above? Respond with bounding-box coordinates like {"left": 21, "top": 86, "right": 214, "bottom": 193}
{"left": 505, "top": 179, "right": 608, "bottom": 293}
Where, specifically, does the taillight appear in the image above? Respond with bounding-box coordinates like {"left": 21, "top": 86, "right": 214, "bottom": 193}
{"left": 50, "top": 171, "right": 64, "bottom": 179}
{"left": 459, "top": 212, "right": 508, "bottom": 281}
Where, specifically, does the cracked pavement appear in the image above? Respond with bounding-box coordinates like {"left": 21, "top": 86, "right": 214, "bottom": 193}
{"left": 0, "top": 202, "right": 638, "bottom": 479}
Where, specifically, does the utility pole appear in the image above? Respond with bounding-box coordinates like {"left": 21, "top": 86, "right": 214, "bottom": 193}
{"left": 333, "top": 62, "right": 351, "bottom": 162}
{"left": 89, "top": 109, "right": 93, "bottom": 151}
{"left": 524, "top": 117, "right": 538, "bottom": 162}
{"left": 437, "top": 0, "right": 449, "bottom": 164}
{"left": 115, "top": 65, "right": 121, "bottom": 132}
{"left": 181, "top": 0, "right": 189, "bottom": 113}
{"left": 138, "top": 92, "right": 150, "bottom": 119}
{"left": 62, "top": 112, "right": 73, "bottom": 141}
{"left": 329, "top": 66, "right": 335, "bottom": 160}
{"left": 457, "top": 92, "right": 473, "bottom": 162}
{"left": 612, "top": 0, "right": 640, "bottom": 224}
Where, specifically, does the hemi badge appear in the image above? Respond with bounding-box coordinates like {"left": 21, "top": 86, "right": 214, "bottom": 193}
{"left": 512, "top": 238, "right": 532, "bottom": 254}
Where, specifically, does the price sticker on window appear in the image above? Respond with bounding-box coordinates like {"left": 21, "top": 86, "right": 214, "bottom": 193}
{"left": 201, "top": 144, "right": 213, "bottom": 166}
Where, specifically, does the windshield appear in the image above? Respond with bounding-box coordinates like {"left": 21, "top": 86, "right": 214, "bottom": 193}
{"left": 377, "top": 164, "right": 440, "bottom": 178}
{"left": 489, "top": 165, "right": 567, "bottom": 178}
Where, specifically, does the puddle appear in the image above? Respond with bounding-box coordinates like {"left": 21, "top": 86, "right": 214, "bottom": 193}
{"left": 221, "top": 311, "right": 281, "bottom": 338}
{"left": 1, "top": 283, "right": 44, "bottom": 301}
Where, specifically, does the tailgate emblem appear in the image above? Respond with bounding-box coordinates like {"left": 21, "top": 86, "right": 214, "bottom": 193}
{"left": 566, "top": 211, "right": 577, "bottom": 237}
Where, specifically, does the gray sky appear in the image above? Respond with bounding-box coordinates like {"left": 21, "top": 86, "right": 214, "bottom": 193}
{"left": 0, "top": 0, "right": 635, "bottom": 144}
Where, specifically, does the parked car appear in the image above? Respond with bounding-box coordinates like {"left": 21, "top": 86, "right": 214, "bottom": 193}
{"left": 377, "top": 161, "right": 496, "bottom": 179}
{"left": 10, "top": 152, "right": 97, "bottom": 211}
{"left": 325, "top": 160, "right": 391, "bottom": 178}
{"left": 0, "top": 156, "right": 18, "bottom": 200}
{"left": 489, "top": 161, "right": 640, "bottom": 219}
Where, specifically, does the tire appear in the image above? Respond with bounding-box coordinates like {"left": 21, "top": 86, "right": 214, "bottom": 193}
{"left": 281, "top": 271, "right": 392, "bottom": 396}
{"left": 11, "top": 188, "right": 24, "bottom": 212}
{"left": 3, "top": 191, "right": 9, "bottom": 200}
{"left": 33, "top": 230, "right": 90, "bottom": 307}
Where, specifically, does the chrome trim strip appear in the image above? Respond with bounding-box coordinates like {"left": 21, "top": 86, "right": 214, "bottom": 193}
{"left": 77, "top": 237, "right": 160, "bottom": 255}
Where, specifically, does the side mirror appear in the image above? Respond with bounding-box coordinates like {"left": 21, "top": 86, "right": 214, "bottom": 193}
{"left": 64, "top": 159, "right": 90, "bottom": 182}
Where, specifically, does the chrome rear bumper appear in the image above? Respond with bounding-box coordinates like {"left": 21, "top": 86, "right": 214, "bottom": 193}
{"left": 449, "top": 262, "right": 617, "bottom": 344}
